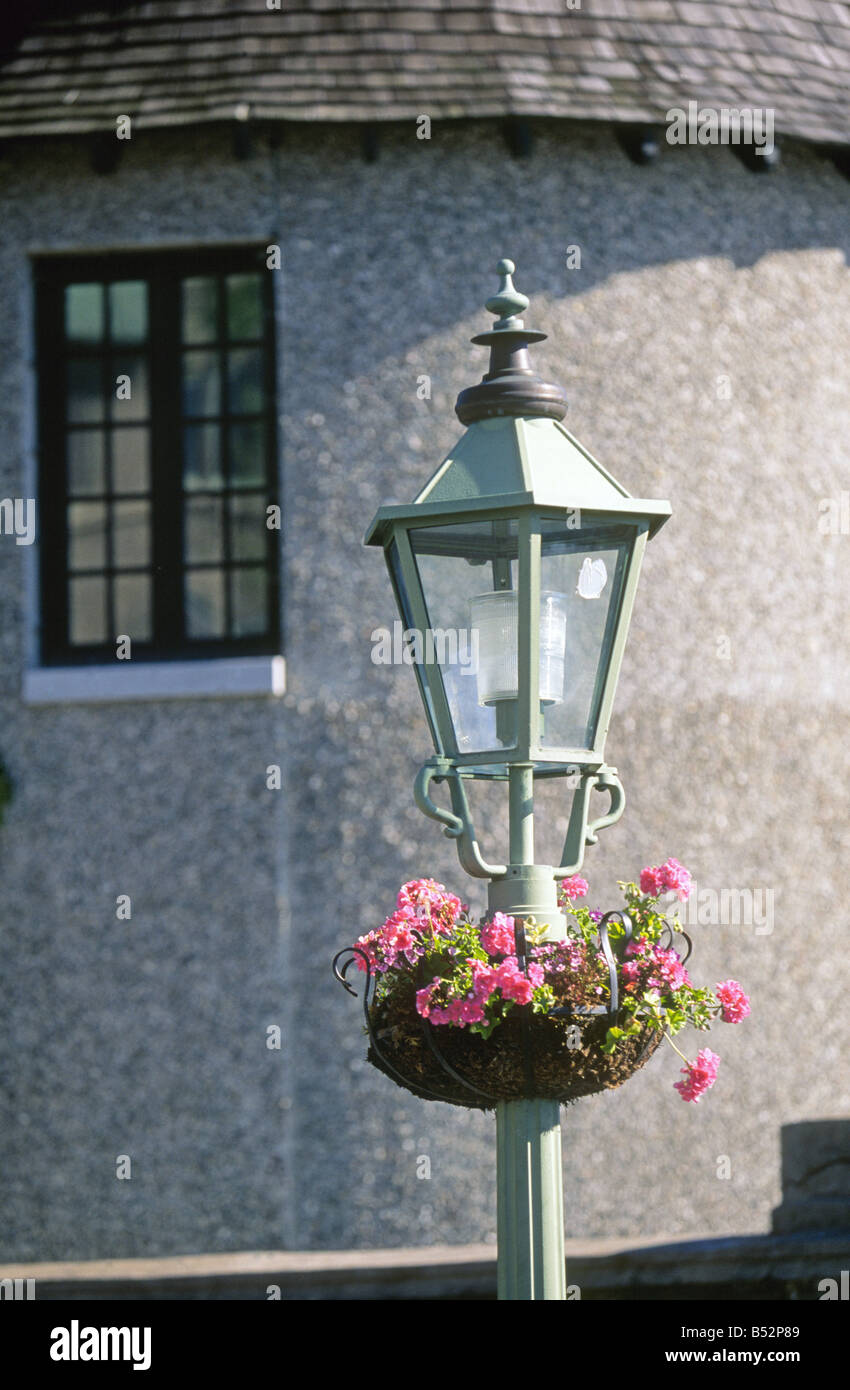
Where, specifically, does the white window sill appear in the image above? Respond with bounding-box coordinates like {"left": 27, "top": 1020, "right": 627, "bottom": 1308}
{"left": 23, "top": 655, "right": 286, "bottom": 705}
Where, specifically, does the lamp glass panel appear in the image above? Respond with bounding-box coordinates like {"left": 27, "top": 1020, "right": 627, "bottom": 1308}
{"left": 409, "top": 519, "right": 519, "bottom": 753}
{"left": 386, "top": 539, "right": 441, "bottom": 748}
{"left": 537, "top": 518, "right": 634, "bottom": 750}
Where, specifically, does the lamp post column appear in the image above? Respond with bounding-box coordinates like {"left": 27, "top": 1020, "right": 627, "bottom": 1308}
{"left": 496, "top": 1097, "right": 565, "bottom": 1300}
{"left": 361, "top": 256, "right": 670, "bottom": 1300}
{"left": 495, "top": 764, "right": 567, "bottom": 1301}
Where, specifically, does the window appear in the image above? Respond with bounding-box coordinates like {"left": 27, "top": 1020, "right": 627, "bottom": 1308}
{"left": 34, "top": 247, "right": 280, "bottom": 666}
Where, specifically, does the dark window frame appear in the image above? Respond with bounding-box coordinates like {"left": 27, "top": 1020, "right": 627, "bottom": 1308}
{"left": 34, "top": 244, "right": 281, "bottom": 666}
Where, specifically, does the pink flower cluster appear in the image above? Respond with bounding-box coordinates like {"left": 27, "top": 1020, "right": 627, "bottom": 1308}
{"left": 529, "top": 938, "right": 609, "bottom": 1008}
{"left": 479, "top": 912, "right": 517, "bottom": 957}
{"left": 674, "top": 1048, "right": 720, "bottom": 1102}
{"left": 715, "top": 979, "right": 751, "bottom": 1024}
{"left": 354, "top": 878, "right": 462, "bottom": 973}
{"left": 350, "top": 867, "right": 749, "bottom": 1107}
{"left": 621, "top": 936, "right": 692, "bottom": 994}
{"left": 533, "top": 938, "right": 588, "bottom": 976}
{"left": 397, "top": 877, "right": 464, "bottom": 929}
{"left": 416, "top": 955, "right": 544, "bottom": 1028}
{"left": 639, "top": 858, "right": 692, "bottom": 902}
{"left": 558, "top": 875, "right": 589, "bottom": 902}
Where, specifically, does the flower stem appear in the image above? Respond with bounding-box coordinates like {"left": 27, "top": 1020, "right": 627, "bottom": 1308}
{"left": 662, "top": 1029, "right": 691, "bottom": 1064}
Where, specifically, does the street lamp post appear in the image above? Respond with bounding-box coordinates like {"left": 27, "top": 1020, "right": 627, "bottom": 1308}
{"left": 364, "top": 260, "right": 671, "bottom": 1300}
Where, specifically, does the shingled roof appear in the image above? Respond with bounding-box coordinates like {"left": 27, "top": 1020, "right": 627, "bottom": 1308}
{"left": 1, "top": 0, "right": 849, "bottom": 145}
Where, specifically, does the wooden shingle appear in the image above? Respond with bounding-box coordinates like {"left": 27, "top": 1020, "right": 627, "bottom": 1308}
{"left": 0, "top": 0, "right": 847, "bottom": 143}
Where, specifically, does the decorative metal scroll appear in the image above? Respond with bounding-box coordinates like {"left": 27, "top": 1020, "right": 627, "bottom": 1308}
{"left": 413, "top": 758, "right": 507, "bottom": 880}
{"left": 546, "top": 910, "right": 631, "bottom": 1019}
{"left": 332, "top": 945, "right": 461, "bottom": 1104}
{"left": 412, "top": 756, "right": 628, "bottom": 882}
{"left": 554, "top": 768, "right": 626, "bottom": 880}
{"left": 660, "top": 921, "right": 693, "bottom": 964}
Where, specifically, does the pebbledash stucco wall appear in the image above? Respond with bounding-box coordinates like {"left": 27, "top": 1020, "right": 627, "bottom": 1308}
{"left": 0, "top": 118, "right": 848, "bottom": 1261}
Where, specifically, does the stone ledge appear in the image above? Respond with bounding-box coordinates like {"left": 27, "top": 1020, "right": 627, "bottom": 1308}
{"left": 2, "top": 1231, "right": 847, "bottom": 1300}
{"left": 22, "top": 655, "right": 286, "bottom": 704}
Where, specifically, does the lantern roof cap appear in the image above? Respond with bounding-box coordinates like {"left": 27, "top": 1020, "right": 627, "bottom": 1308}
{"left": 455, "top": 258, "right": 568, "bottom": 425}
{"left": 366, "top": 259, "right": 671, "bottom": 548}
{"left": 364, "top": 415, "right": 671, "bottom": 546}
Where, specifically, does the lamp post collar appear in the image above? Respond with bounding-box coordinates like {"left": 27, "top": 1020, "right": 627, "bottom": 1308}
{"left": 455, "top": 258, "right": 568, "bottom": 426}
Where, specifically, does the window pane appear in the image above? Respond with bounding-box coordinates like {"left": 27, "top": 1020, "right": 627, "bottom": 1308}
{"left": 185, "top": 569, "right": 226, "bottom": 637}
{"left": 226, "top": 273, "right": 262, "bottom": 340}
{"left": 67, "top": 431, "right": 105, "bottom": 495}
{"left": 112, "top": 500, "right": 150, "bottom": 568}
{"left": 227, "top": 348, "right": 263, "bottom": 414}
{"left": 229, "top": 421, "right": 265, "bottom": 488}
{"left": 114, "top": 573, "right": 152, "bottom": 641}
{"left": 231, "top": 567, "right": 268, "bottom": 637}
{"left": 183, "top": 424, "right": 223, "bottom": 491}
{"left": 111, "top": 355, "right": 149, "bottom": 421}
{"left": 182, "top": 277, "right": 218, "bottom": 344}
{"left": 183, "top": 350, "right": 221, "bottom": 417}
{"left": 43, "top": 255, "right": 276, "bottom": 662}
{"left": 67, "top": 359, "right": 105, "bottom": 423}
{"left": 109, "top": 281, "right": 147, "bottom": 343}
{"left": 68, "top": 500, "right": 107, "bottom": 570}
{"left": 229, "top": 494, "right": 267, "bottom": 561}
{"left": 65, "top": 283, "right": 104, "bottom": 343}
{"left": 69, "top": 576, "right": 108, "bottom": 644}
{"left": 112, "top": 428, "right": 150, "bottom": 494}
{"left": 185, "top": 496, "right": 224, "bottom": 563}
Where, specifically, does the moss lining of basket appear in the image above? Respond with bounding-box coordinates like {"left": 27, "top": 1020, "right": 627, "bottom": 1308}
{"left": 366, "top": 988, "right": 662, "bottom": 1110}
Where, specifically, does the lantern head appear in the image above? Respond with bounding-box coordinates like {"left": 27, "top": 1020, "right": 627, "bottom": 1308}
{"left": 365, "top": 260, "right": 670, "bottom": 782}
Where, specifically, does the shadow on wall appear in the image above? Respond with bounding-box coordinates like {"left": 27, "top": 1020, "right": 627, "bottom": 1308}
{"left": 0, "top": 754, "right": 12, "bottom": 825}
{"left": 279, "top": 119, "right": 850, "bottom": 379}
{"left": 773, "top": 1117, "right": 850, "bottom": 1236}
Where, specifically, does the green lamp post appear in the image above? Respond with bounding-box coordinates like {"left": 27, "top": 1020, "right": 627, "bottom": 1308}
{"left": 365, "top": 259, "right": 671, "bottom": 1300}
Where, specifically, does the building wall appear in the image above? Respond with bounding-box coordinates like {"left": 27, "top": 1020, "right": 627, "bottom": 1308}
{"left": 0, "top": 119, "right": 848, "bottom": 1259}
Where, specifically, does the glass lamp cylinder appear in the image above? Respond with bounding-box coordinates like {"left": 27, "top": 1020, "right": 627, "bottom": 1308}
{"left": 470, "top": 590, "right": 568, "bottom": 706}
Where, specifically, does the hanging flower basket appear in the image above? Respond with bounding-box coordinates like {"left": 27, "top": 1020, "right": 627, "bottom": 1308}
{"left": 333, "top": 863, "right": 750, "bottom": 1112}
{"left": 364, "top": 986, "right": 662, "bottom": 1109}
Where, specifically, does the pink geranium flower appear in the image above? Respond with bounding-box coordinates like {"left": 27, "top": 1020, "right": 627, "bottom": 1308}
{"left": 397, "top": 879, "right": 463, "bottom": 933}
{"left": 480, "top": 912, "right": 516, "bottom": 957}
{"left": 660, "top": 858, "right": 692, "bottom": 901}
{"left": 640, "top": 858, "right": 692, "bottom": 901}
{"left": 715, "top": 979, "right": 751, "bottom": 1024}
{"left": 430, "top": 999, "right": 464, "bottom": 1026}
{"left": 500, "top": 971, "right": 534, "bottom": 1005}
{"left": 560, "top": 875, "right": 589, "bottom": 900}
{"left": 458, "top": 998, "right": 486, "bottom": 1025}
{"left": 650, "top": 944, "right": 691, "bottom": 991}
{"left": 639, "top": 865, "right": 665, "bottom": 897}
{"left": 397, "top": 878, "right": 444, "bottom": 912}
{"left": 353, "top": 931, "right": 379, "bottom": 972}
{"left": 415, "top": 981, "right": 437, "bottom": 1017}
{"left": 674, "top": 1048, "right": 720, "bottom": 1102}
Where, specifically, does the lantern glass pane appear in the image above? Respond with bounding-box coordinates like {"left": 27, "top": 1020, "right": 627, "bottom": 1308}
{"left": 409, "top": 519, "right": 519, "bottom": 753}
{"left": 537, "top": 518, "right": 633, "bottom": 750}
{"left": 386, "top": 539, "right": 440, "bottom": 746}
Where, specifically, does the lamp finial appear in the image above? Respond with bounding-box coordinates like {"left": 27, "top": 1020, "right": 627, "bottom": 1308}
{"left": 486, "top": 258, "right": 529, "bottom": 330}
{"left": 454, "top": 259, "right": 568, "bottom": 425}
